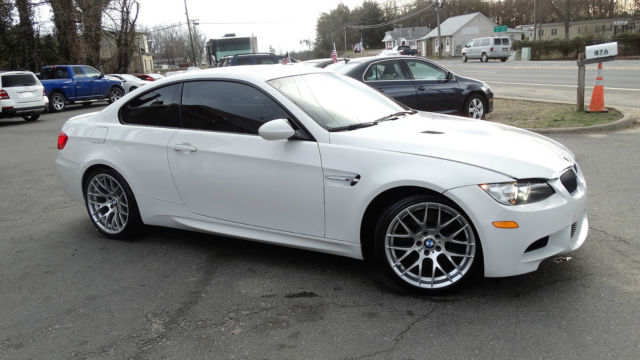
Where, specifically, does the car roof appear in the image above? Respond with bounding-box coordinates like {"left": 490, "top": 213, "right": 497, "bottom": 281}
{"left": 0, "top": 70, "right": 34, "bottom": 75}
{"left": 151, "top": 65, "right": 326, "bottom": 84}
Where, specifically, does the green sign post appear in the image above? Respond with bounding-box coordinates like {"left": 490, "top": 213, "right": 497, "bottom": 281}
{"left": 494, "top": 25, "right": 508, "bottom": 32}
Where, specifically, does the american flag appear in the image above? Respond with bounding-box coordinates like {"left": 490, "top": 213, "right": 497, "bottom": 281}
{"left": 331, "top": 43, "right": 338, "bottom": 63}
{"left": 281, "top": 52, "right": 291, "bottom": 64}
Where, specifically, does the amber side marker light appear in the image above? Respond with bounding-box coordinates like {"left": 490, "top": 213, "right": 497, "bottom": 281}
{"left": 492, "top": 221, "right": 519, "bottom": 229}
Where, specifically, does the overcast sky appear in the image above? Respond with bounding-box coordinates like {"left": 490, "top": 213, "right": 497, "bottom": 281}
{"left": 135, "top": 0, "right": 372, "bottom": 53}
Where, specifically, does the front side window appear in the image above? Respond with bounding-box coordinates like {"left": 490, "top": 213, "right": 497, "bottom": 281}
{"left": 363, "top": 60, "right": 406, "bottom": 81}
{"left": 181, "top": 81, "right": 288, "bottom": 134}
{"left": 82, "top": 66, "right": 101, "bottom": 78}
{"left": 72, "top": 66, "right": 86, "bottom": 78}
{"left": 269, "top": 73, "right": 407, "bottom": 131}
{"left": 120, "top": 83, "right": 182, "bottom": 127}
{"left": 405, "top": 60, "right": 447, "bottom": 80}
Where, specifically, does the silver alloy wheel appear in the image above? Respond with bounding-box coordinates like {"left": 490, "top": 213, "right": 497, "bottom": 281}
{"left": 467, "top": 98, "right": 484, "bottom": 119}
{"left": 51, "top": 94, "right": 65, "bottom": 111}
{"left": 109, "top": 88, "right": 122, "bottom": 103}
{"left": 86, "top": 174, "right": 129, "bottom": 234}
{"left": 384, "top": 202, "right": 475, "bottom": 289}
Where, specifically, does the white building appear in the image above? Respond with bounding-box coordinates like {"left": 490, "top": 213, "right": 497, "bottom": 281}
{"left": 420, "top": 12, "right": 498, "bottom": 57}
{"left": 381, "top": 27, "right": 431, "bottom": 52}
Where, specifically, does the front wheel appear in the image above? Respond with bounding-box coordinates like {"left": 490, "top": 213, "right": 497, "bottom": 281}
{"left": 464, "top": 95, "right": 486, "bottom": 119}
{"left": 462, "top": 54, "right": 468, "bottom": 62}
{"left": 84, "top": 168, "right": 141, "bottom": 239}
{"left": 107, "top": 87, "right": 123, "bottom": 104}
{"left": 374, "top": 195, "right": 481, "bottom": 294}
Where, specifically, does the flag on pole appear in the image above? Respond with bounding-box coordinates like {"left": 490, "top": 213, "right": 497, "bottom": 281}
{"left": 360, "top": 35, "right": 363, "bottom": 52}
{"left": 331, "top": 43, "right": 338, "bottom": 63}
{"left": 281, "top": 52, "right": 291, "bottom": 64}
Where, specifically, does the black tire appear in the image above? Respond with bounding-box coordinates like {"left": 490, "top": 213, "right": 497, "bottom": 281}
{"left": 107, "top": 87, "right": 123, "bottom": 104}
{"left": 83, "top": 167, "right": 142, "bottom": 239}
{"left": 462, "top": 54, "right": 468, "bottom": 62}
{"left": 48, "top": 91, "right": 66, "bottom": 112}
{"left": 373, "top": 194, "right": 482, "bottom": 294}
{"left": 500, "top": 57, "right": 507, "bottom": 62}
{"left": 481, "top": 53, "right": 488, "bottom": 63}
{"left": 22, "top": 113, "right": 40, "bottom": 121}
{"left": 463, "top": 94, "right": 486, "bottom": 119}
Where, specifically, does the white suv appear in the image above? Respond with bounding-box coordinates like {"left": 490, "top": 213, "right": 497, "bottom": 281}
{"left": 0, "top": 71, "right": 49, "bottom": 121}
{"left": 461, "top": 37, "right": 511, "bottom": 63}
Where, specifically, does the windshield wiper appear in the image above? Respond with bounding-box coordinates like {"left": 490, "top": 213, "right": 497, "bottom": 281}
{"left": 329, "top": 121, "right": 378, "bottom": 132}
{"left": 374, "top": 110, "right": 418, "bottom": 123}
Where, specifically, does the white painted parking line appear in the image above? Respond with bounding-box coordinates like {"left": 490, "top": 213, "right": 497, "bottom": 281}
{"left": 486, "top": 81, "right": 640, "bottom": 91}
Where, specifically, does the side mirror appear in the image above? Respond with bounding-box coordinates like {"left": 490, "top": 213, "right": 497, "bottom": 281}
{"left": 258, "top": 119, "right": 295, "bottom": 141}
{"left": 98, "top": 73, "right": 104, "bottom": 79}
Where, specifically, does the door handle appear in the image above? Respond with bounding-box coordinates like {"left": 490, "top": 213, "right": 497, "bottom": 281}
{"left": 417, "top": 86, "right": 426, "bottom": 91}
{"left": 174, "top": 143, "right": 197, "bottom": 152}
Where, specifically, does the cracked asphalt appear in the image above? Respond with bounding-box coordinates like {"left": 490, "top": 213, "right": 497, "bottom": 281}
{"left": 1, "top": 105, "right": 639, "bottom": 359}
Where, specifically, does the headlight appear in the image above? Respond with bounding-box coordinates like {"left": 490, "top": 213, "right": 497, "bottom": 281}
{"left": 479, "top": 180, "right": 555, "bottom": 205}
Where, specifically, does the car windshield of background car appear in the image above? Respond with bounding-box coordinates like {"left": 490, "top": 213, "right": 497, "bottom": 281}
{"left": 268, "top": 72, "right": 407, "bottom": 131}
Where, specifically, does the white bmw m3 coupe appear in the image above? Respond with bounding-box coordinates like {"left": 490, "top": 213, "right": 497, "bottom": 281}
{"left": 56, "top": 65, "right": 588, "bottom": 293}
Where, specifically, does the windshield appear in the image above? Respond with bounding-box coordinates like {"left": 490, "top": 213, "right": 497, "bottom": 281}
{"left": 268, "top": 72, "right": 408, "bottom": 131}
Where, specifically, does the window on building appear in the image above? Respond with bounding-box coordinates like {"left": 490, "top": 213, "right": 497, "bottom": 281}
{"left": 551, "top": 28, "right": 557, "bottom": 36}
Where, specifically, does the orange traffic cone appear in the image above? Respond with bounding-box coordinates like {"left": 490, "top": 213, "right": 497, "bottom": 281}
{"left": 587, "top": 62, "right": 607, "bottom": 112}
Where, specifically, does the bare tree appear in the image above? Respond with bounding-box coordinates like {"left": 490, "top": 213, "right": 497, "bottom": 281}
{"left": 49, "top": 0, "right": 81, "bottom": 63}
{"left": 105, "top": 0, "right": 139, "bottom": 73}
{"left": 76, "top": 0, "right": 111, "bottom": 67}
{"left": 148, "top": 24, "right": 187, "bottom": 65}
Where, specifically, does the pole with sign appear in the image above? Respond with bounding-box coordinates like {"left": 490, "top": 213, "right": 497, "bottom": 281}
{"left": 576, "top": 42, "right": 617, "bottom": 112}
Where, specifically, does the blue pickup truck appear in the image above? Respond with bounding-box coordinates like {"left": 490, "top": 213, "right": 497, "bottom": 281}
{"left": 39, "top": 65, "right": 125, "bottom": 112}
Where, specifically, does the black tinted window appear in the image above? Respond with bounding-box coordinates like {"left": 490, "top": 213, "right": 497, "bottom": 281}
{"left": 40, "top": 68, "right": 69, "bottom": 79}
{"left": 1, "top": 74, "right": 37, "bottom": 87}
{"left": 256, "top": 57, "right": 277, "bottom": 64}
{"left": 236, "top": 57, "right": 252, "bottom": 65}
{"left": 181, "top": 81, "right": 288, "bottom": 134}
{"left": 120, "top": 83, "right": 182, "bottom": 127}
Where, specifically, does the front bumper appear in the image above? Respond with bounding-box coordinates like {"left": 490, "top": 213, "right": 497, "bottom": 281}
{"left": 445, "top": 168, "right": 587, "bottom": 277}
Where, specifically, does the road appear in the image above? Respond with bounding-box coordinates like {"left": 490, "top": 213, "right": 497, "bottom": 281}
{"left": 438, "top": 59, "right": 640, "bottom": 109}
{"left": 1, "top": 106, "right": 639, "bottom": 359}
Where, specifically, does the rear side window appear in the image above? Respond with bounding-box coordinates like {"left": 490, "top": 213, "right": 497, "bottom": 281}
{"left": 1, "top": 74, "right": 37, "bottom": 87}
{"left": 40, "top": 68, "right": 70, "bottom": 80}
{"left": 181, "top": 81, "right": 288, "bottom": 134}
{"left": 502, "top": 38, "right": 510, "bottom": 45}
{"left": 405, "top": 60, "right": 447, "bottom": 80}
{"left": 481, "top": 38, "right": 490, "bottom": 46}
{"left": 256, "top": 57, "right": 277, "bottom": 64}
{"left": 120, "top": 83, "right": 182, "bottom": 127}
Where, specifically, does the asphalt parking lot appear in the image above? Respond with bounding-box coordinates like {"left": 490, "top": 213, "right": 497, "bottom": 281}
{"left": 1, "top": 105, "right": 639, "bottom": 359}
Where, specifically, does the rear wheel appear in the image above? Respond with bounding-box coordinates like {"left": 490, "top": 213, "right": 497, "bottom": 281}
{"left": 500, "top": 57, "right": 507, "bottom": 62}
{"left": 481, "top": 53, "right": 488, "bottom": 63}
{"left": 84, "top": 168, "right": 141, "bottom": 239}
{"left": 49, "top": 91, "right": 66, "bottom": 112}
{"left": 22, "top": 113, "right": 40, "bottom": 121}
{"left": 107, "top": 87, "right": 123, "bottom": 104}
{"left": 374, "top": 194, "right": 481, "bottom": 294}
{"left": 462, "top": 54, "right": 468, "bottom": 62}
{"left": 464, "top": 95, "right": 486, "bottom": 119}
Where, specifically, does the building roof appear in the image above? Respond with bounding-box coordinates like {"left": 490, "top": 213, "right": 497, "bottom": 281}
{"left": 381, "top": 26, "right": 431, "bottom": 42}
{"left": 422, "top": 12, "right": 493, "bottom": 39}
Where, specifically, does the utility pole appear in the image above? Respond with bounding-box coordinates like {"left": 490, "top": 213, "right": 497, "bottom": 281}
{"left": 533, "top": 0, "right": 537, "bottom": 41}
{"left": 344, "top": 26, "right": 347, "bottom": 55}
{"left": 435, "top": 0, "right": 443, "bottom": 59}
{"left": 184, "top": 0, "right": 197, "bottom": 66}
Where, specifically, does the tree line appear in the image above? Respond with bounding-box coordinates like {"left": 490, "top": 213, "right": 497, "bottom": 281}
{"left": 313, "top": 0, "right": 640, "bottom": 56}
{"left": 1, "top": 0, "right": 141, "bottom": 73}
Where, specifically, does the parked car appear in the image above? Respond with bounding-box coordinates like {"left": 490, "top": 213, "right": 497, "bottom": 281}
{"left": 299, "top": 58, "right": 345, "bottom": 68}
{"left": 328, "top": 56, "right": 493, "bottom": 119}
{"left": 0, "top": 70, "right": 48, "bottom": 121}
{"left": 107, "top": 74, "right": 150, "bottom": 93}
{"left": 461, "top": 36, "right": 511, "bottom": 62}
{"left": 217, "top": 53, "right": 281, "bottom": 67}
{"left": 378, "top": 49, "right": 401, "bottom": 56}
{"left": 40, "top": 65, "right": 124, "bottom": 112}
{"left": 392, "top": 45, "right": 418, "bottom": 55}
{"left": 133, "top": 73, "right": 165, "bottom": 81}
{"left": 56, "top": 65, "right": 588, "bottom": 294}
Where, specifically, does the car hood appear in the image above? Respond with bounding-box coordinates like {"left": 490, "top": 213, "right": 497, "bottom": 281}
{"left": 329, "top": 112, "right": 574, "bottom": 180}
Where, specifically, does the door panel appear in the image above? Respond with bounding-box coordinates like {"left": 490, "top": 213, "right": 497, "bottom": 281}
{"left": 168, "top": 132, "right": 325, "bottom": 237}
{"left": 363, "top": 60, "right": 416, "bottom": 108}
{"left": 83, "top": 66, "right": 110, "bottom": 97}
{"left": 404, "top": 59, "right": 461, "bottom": 113}
{"left": 71, "top": 66, "right": 91, "bottom": 98}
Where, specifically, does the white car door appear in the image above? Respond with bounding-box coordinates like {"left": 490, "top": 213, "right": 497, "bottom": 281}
{"left": 167, "top": 80, "right": 325, "bottom": 237}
